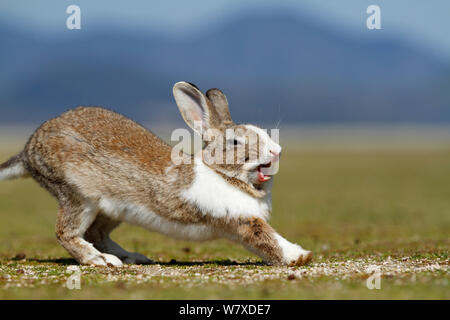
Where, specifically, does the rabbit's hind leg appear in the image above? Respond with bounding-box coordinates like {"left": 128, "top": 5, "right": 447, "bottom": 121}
{"left": 84, "top": 214, "right": 153, "bottom": 265}
{"left": 55, "top": 202, "right": 123, "bottom": 267}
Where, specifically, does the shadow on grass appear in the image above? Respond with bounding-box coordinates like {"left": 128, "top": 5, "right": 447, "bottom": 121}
{"left": 21, "top": 258, "right": 266, "bottom": 267}
{"left": 159, "top": 259, "right": 265, "bottom": 267}
{"left": 27, "top": 258, "right": 78, "bottom": 265}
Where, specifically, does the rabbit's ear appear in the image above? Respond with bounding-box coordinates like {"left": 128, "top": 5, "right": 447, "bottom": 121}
{"left": 206, "top": 88, "right": 233, "bottom": 125}
{"left": 173, "top": 82, "right": 220, "bottom": 134}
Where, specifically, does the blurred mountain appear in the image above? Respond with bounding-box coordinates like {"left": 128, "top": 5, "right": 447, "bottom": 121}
{"left": 0, "top": 11, "right": 449, "bottom": 124}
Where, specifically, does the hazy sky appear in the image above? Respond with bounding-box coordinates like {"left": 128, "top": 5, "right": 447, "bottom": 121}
{"left": 2, "top": 0, "right": 450, "bottom": 60}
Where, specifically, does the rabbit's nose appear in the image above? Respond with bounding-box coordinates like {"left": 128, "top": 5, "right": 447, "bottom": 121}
{"left": 270, "top": 150, "right": 281, "bottom": 162}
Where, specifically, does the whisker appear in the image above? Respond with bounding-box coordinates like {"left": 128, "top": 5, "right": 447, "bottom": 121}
{"left": 275, "top": 104, "right": 283, "bottom": 130}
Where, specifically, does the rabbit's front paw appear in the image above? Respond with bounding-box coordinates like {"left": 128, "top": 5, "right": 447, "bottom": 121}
{"left": 84, "top": 253, "right": 123, "bottom": 267}
{"left": 122, "top": 252, "right": 153, "bottom": 265}
{"left": 289, "top": 251, "right": 313, "bottom": 267}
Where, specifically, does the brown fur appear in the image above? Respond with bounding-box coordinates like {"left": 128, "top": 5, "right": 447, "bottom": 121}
{"left": 206, "top": 88, "right": 233, "bottom": 125}
{"left": 233, "top": 217, "right": 284, "bottom": 264}
{"left": 24, "top": 107, "right": 203, "bottom": 224}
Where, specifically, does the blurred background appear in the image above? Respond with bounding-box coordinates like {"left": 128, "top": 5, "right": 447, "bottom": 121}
{"left": 1, "top": 0, "right": 450, "bottom": 127}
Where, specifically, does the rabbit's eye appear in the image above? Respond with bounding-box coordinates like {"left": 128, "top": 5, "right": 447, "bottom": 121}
{"left": 230, "top": 139, "right": 240, "bottom": 146}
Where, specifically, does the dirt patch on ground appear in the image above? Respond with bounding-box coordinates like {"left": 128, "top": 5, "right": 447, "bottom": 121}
{"left": 1, "top": 256, "right": 448, "bottom": 289}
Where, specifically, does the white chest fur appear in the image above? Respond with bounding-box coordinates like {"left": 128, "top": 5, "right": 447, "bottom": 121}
{"left": 181, "top": 156, "right": 272, "bottom": 221}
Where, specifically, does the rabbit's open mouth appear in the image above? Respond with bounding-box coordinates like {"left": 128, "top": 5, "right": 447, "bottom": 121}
{"left": 256, "top": 152, "right": 280, "bottom": 183}
{"left": 257, "top": 161, "right": 273, "bottom": 182}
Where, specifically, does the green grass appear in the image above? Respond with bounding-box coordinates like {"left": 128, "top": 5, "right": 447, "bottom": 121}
{"left": 0, "top": 145, "right": 448, "bottom": 299}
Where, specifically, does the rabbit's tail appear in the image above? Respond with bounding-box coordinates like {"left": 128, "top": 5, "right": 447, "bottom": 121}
{"left": 0, "top": 152, "right": 29, "bottom": 181}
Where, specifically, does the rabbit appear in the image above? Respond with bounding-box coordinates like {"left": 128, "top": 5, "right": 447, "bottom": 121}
{"left": 0, "top": 82, "right": 312, "bottom": 267}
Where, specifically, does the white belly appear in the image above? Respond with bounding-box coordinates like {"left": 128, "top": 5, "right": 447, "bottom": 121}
{"left": 98, "top": 198, "right": 216, "bottom": 241}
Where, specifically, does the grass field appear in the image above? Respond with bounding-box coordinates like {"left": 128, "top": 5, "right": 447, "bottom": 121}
{"left": 0, "top": 136, "right": 449, "bottom": 299}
